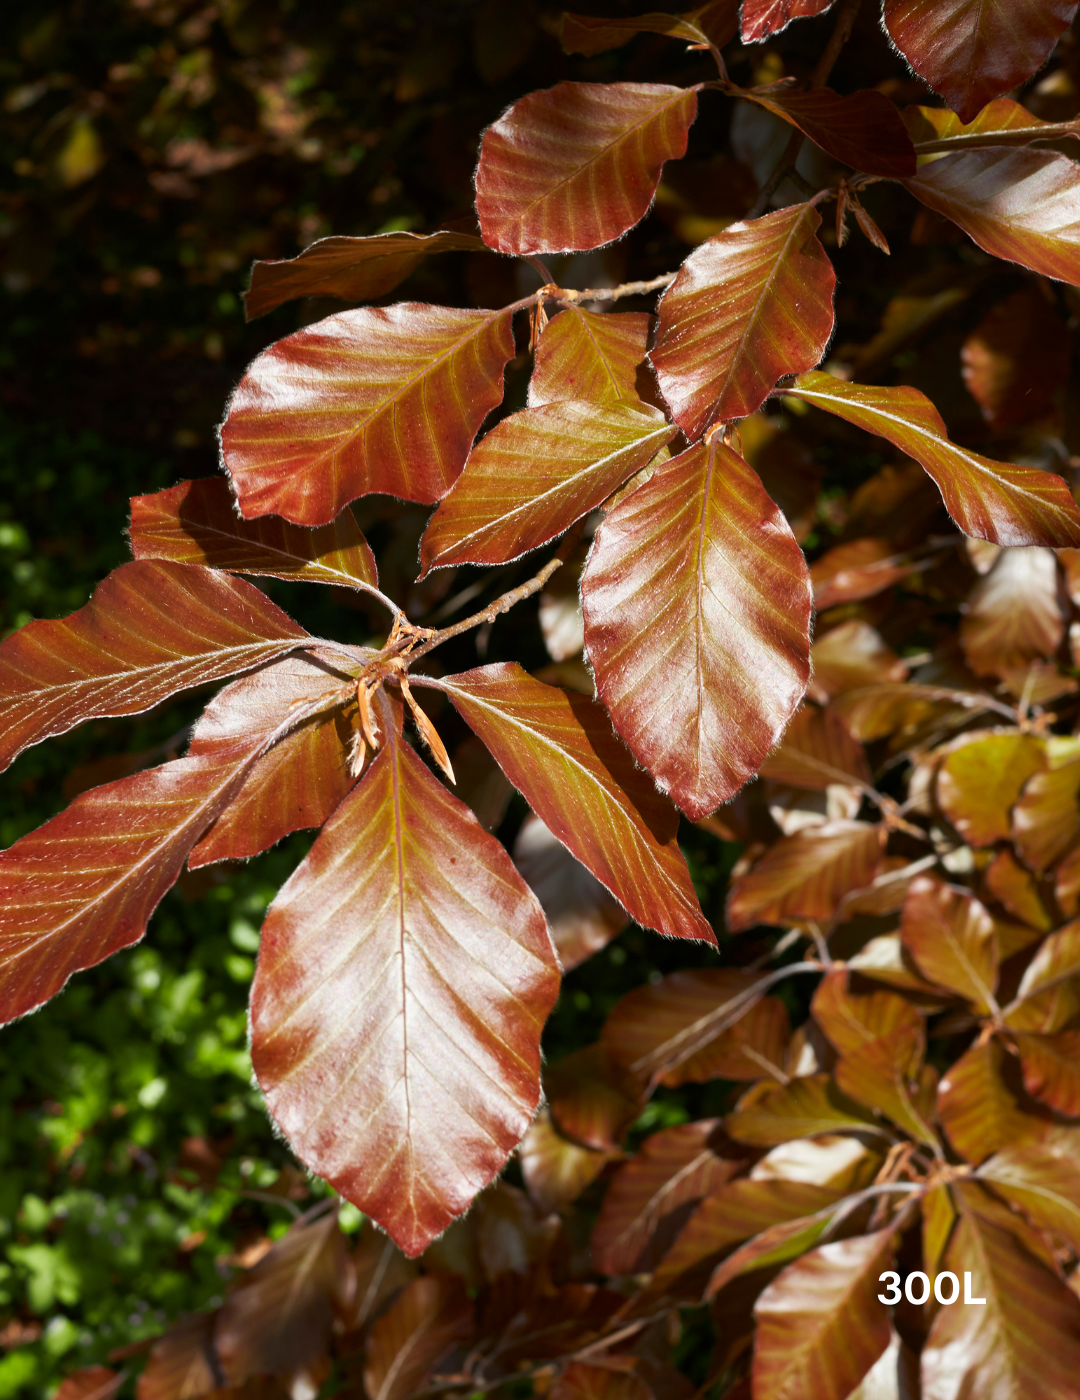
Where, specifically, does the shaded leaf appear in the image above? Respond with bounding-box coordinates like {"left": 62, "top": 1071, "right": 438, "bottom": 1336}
{"left": 706, "top": 1203, "right": 843, "bottom": 1299}
{"left": 736, "top": 86, "right": 915, "bottom": 178}
{"left": 1012, "top": 918, "right": 1080, "bottom": 1001}
{"left": 249, "top": 732, "right": 559, "bottom": 1257}
{"left": 513, "top": 814, "right": 628, "bottom": 971}
{"left": 56, "top": 1369, "right": 123, "bottom": 1400}
{"left": 806, "top": 621, "right": 908, "bottom": 703}
{"left": 1015, "top": 1030, "right": 1080, "bottom": 1116}
{"left": 137, "top": 1313, "right": 219, "bottom": 1400}
{"left": 546, "top": 1044, "right": 643, "bottom": 1150}
{"left": 959, "top": 547, "right": 1066, "bottom": 678}
{"left": 937, "top": 732, "right": 1045, "bottom": 845}
{"left": 129, "top": 478, "right": 378, "bottom": 592}
{"left": 550, "top": 1363, "right": 653, "bottom": 1400}
{"left": 363, "top": 1276, "right": 472, "bottom": 1400}
{"left": 559, "top": 4, "right": 737, "bottom": 56}
{"left": 243, "top": 230, "right": 484, "bottom": 320}
{"left": 529, "top": 308, "right": 652, "bottom": 408}
{"left": 582, "top": 438, "right": 812, "bottom": 819}
{"left": 519, "top": 1108, "right": 615, "bottom": 1213}
{"left": 726, "top": 821, "right": 885, "bottom": 932}
{"left": 346, "top": 1227, "right": 416, "bottom": 1332}
{"left": 758, "top": 705, "right": 871, "bottom": 792}
{"left": 221, "top": 303, "right": 515, "bottom": 524}
{"left": 726, "top": 1074, "right": 878, "bottom": 1146}
{"left": 811, "top": 538, "right": 916, "bottom": 610}
{"left": 937, "top": 1039, "right": 1049, "bottom": 1163}
{"left": 899, "top": 877, "right": 998, "bottom": 1013}
{"left": 922, "top": 1184, "right": 957, "bottom": 1280}
{"left": 420, "top": 400, "right": 674, "bottom": 570}
{"left": 483, "top": 1284, "right": 625, "bottom": 1369}
{"left": 651, "top": 204, "right": 835, "bottom": 434}
{"left": 961, "top": 287, "right": 1071, "bottom": 431}
{"left": 741, "top": 0, "right": 835, "bottom": 43}
{"left": 985, "top": 848, "right": 1053, "bottom": 932}
{"left": 753, "top": 1229, "right": 897, "bottom": 1400}
{"left": 834, "top": 1023, "right": 939, "bottom": 1148}
{"left": 475, "top": 81, "right": 698, "bottom": 255}
{"left": 0, "top": 561, "right": 308, "bottom": 772}
{"left": 787, "top": 372, "right": 1080, "bottom": 547}
{"left": 432, "top": 664, "right": 715, "bottom": 944}
{"left": 979, "top": 1142, "right": 1080, "bottom": 1254}
{"left": 883, "top": 0, "right": 1078, "bottom": 125}
{"left": 1012, "top": 745, "right": 1080, "bottom": 873}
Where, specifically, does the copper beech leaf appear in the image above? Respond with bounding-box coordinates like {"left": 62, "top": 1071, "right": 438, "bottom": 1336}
{"left": 959, "top": 547, "right": 1066, "bottom": 678}
{"left": 834, "top": 1022, "right": 939, "bottom": 1148}
{"left": 582, "top": 438, "right": 811, "bottom": 820}
{"left": 136, "top": 1313, "right": 218, "bottom": 1400}
{"left": 740, "top": 0, "right": 835, "bottom": 42}
{"left": 650, "top": 204, "right": 835, "bottom": 434}
{"left": 978, "top": 1143, "right": 1080, "bottom": 1254}
{"left": 419, "top": 401, "right": 675, "bottom": 570}
{"left": 937, "top": 1040, "right": 1049, "bottom": 1164}
{"left": 810, "top": 967, "right": 922, "bottom": 1057}
{"left": 56, "top": 1369, "right": 123, "bottom": 1400}
{"left": 428, "top": 664, "right": 715, "bottom": 944}
{"left": 961, "top": 287, "right": 1071, "bottom": 431}
{"left": 899, "top": 877, "right": 999, "bottom": 1014}
{"left": 734, "top": 86, "right": 916, "bottom": 178}
{"left": 903, "top": 147, "right": 1080, "bottom": 287}
{"left": 787, "top": 372, "right": 1080, "bottom": 547}
{"left": 0, "top": 560, "right": 308, "bottom": 773}
{"left": 546, "top": 1044, "right": 643, "bottom": 1150}
{"left": 1012, "top": 745, "right": 1080, "bottom": 873}
{"left": 883, "top": 0, "right": 1078, "bottom": 126}
{"left": 362, "top": 1275, "right": 472, "bottom": 1400}
{"left": 810, "top": 538, "right": 915, "bottom": 610}
{"left": 903, "top": 96, "right": 1080, "bottom": 151}
{"left": 758, "top": 705, "right": 871, "bottom": 791}
{"left": 129, "top": 478, "right": 379, "bottom": 592}
{"left": 726, "top": 1075, "right": 878, "bottom": 1146}
{"left": 559, "top": 4, "right": 738, "bottom": 56}
{"left": 1015, "top": 1031, "right": 1080, "bottom": 1116}
{"left": 936, "top": 731, "right": 1045, "bottom": 845}
{"left": 518, "top": 1108, "right": 615, "bottom": 1212}
{"left": 243, "top": 230, "right": 485, "bottom": 320}
{"left": 726, "top": 821, "right": 885, "bottom": 932}
{"left": 529, "top": 308, "right": 652, "bottom": 408}
{"left": 1011, "top": 919, "right": 1080, "bottom": 1003}
{"left": 590, "top": 1120, "right": 742, "bottom": 1274}
{"left": 249, "top": 731, "right": 560, "bottom": 1257}
{"left": 513, "top": 815, "right": 628, "bottom": 971}
{"left": 752, "top": 1228, "right": 897, "bottom": 1400}
{"left": 474, "top": 81, "right": 698, "bottom": 255}
{"left": 549, "top": 1364, "right": 653, "bottom": 1400}
{"left": 220, "top": 303, "right": 515, "bottom": 524}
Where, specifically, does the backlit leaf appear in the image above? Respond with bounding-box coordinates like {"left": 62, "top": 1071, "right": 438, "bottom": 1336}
{"left": 937, "top": 732, "right": 1045, "bottom": 845}
{"left": 753, "top": 1229, "right": 897, "bottom": 1400}
{"left": 529, "top": 308, "right": 652, "bottom": 408}
{"left": 243, "top": 230, "right": 484, "bottom": 320}
{"left": 559, "top": 4, "right": 737, "bottom": 56}
{"left": 834, "top": 1022, "right": 938, "bottom": 1147}
{"left": 758, "top": 705, "right": 871, "bottom": 791}
{"left": 1012, "top": 744, "right": 1080, "bottom": 873}
{"left": 903, "top": 96, "right": 1080, "bottom": 150}
{"left": 959, "top": 547, "right": 1066, "bottom": 678}
{"left": 519, "top": 1108, "right": 615, "bottom": 1212}
{"left": 249, "top": 731, "right": 560, "bottom": 1257}
{"left": 475, "top": 82, "right": 698, "bottom": 255}
{"left": 513, "top": 814, "right": 628, "bottom": 971}
{"left": 736, "top": 86, "right": 915, "bottom": 178}
{"left": 1015, "top": 1031, "right": 1080, "bottom": 1116}
{"left": 810, "top": 967, "right": 923, "bottom": 1057}
{"left": 129, "top": 478, "right": 378, "bottom": 591}
{"left": 961, "top": 287, "right": 1071, "bottom": 431}
{"left": 937, "top": 1040, "right": 1049, "bottom": 1163}
{"left": 978, "top": 1142, "right": 1080, "bottom": 1254}
{"left": 726, "top": 821, "right": 885, "bottom": 931}
{"left": 0, "top": 561, "right": 308, "bottom": 772}
{"left": 431, "top": 664, "right": 715, "bottom": 944}
{"left": 582, "top": 438, "right": 812, "bottom": 819}
{"left": 419, "top": 400, "right": 674, "bottom": 570}
{"left": 220, "top": 303, "right": 515, "bottom": 524}
{"left": 787, "top": 372, "right": 1080, "bottom": 547}
{"left": 651, "top": 204, "right": 835, "bottom": 434}
{"left": 883, "top": 0, "right": 1077, "bottom": 125}
{"left": 741, "top": 0, "right": 835, "bottom": 43}
{"left": 726, "top": 1074, "right": 878, "bottom": 1146}
{"left": 363, "top": 1276, "right": 472, "bottom": 1400}
{"left": 899, "top": 877, "right": 999, "bottom": 1013}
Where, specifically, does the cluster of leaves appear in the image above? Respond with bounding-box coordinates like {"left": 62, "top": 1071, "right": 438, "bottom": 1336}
{"left": 11, "top": 0, "right": 1080, "bottom": 1397}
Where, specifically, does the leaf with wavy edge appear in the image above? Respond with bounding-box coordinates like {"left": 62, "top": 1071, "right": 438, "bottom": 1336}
{"left": 727, "top": 1074, "right": 878, "bottom": 1146}
{"left": 420, "top": 400, "right": 674, "bottom": 571}
{"left": 937, "top": 731, "right": 1046, "bottom": 845}
{"left": 250, "top": 731, "right": 559, "bottom": 1257}
{"left": 428, "top": 664, "right": 715, "bottom": 945}
{"left": 787, "top": 372, "right": 1080, "bottom": 546}
{"left": 753, "top": 1228, "right": 897, "bottom": 1400}
{"left": 651, "top": 205, "right": 835, "bottom": 435}
{"left": 759, "top": 705, "right": 871, "bottom": 792}
{"left": 903, "top": 97, "right": 1080, "bottom": 152}
{"left": 979, "top": 1143, "right": 1080, "bottom": 1254}
{"left": 884, "top": 0, "right": 1077, "bottom": 126}
{"left": 129, "top": 478, "right": 379, "bottom": 592}
{"left": 529, "top": 309, "right": 652, "bottom": 408}
{"left": 735, "top": 85, "right": 915, "bottom": 178}
{"left": 741, "top": 0, "right": 835, "bottom": 42}
{"left": 475, "top": 82, "right": 698, "bottom": 255}
{"left": 559, "top": 4, "right": 737, "bottom": 56}
{"left": 221, "top": 303, "right": 515, "bottom": 525}
{"left": 904, "top": 147, "right": 1080, "bottom": 287}
{"left": 900, "top": 877, "right": 999, "bottom": 1014}
{"left": 363, "top": 1276, "right": 472, "bottom": 1400}
{"left": 0, "top": 560, "right": 308, "bottom": 774}
{"left": 582, "top": 438, "right": 811, "bottom": 820}
{"left": 243, "top": 230, "right": 485, "bottom": 320}
{"left": 726, "top": 821, "right": 885, "bottom": 932}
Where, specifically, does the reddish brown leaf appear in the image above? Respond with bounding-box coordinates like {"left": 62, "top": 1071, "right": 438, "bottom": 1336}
{"left": 961, "top": 288, "right": 1071, "bottom": 431}
{"left": 937, "top": 1040, "right": 1049, "bottom": 1163}
{"left": 419, "top": 400, "right": 674, "bottom": 570}
{"left": 806, "top": 621, "right": 908, "bottom": 703}
{"left": 651, "top": 205, "right": 835, "bottom": 434}
{"left": 559, "top": 4, "right": 737, "bottom": 56}
{"left": 346, "top": 1226, "right": 416, "bottom": 1332}
{"left": 741, "top": 0, "right": 835, "bottom": 42}
{"left": 752, "top": 1228, "right": 897, "bottom": 1400}
{"left": 900, "top": 877, "right": 999, "bottom": 1013}
{"left": 737, "top": 86, "right": 915, "bottom": 178}
{"left": 749, "top": 1135, "right": 881, "bottom": 1192}
{"left": 519, "top": 1108, "right": 616, "bottom": 1212}
{"left": 937, "top": 732, "right": 1045, "bottom": 846}
{"left": 513, "top": 814, "right": 628, "bottom": 971}
{"left": 1010, "top": 919, "right": 1080, "bottom": 1006}
{"left": 546, "top": 1045, "right": 643, "bottom": 1150}
{"left": 810, "top": 967, "right": 923, "bottom": 1057}
{"left": 985, "top": 847, "right": 1054, "bottom": 932}
{"left": 1012, "top": 744, "right": 1080, "bottom": 873}
{"left": 475, "top": 82, "right": 698, "bottom": 255}
{"left": 1058, "top": 843, "right": 1080, "bottom": 918}
{"left": 591, "top": 1120, "right": 742, "bottom": 1275}
{"left": 550, "top": 1363, "right": 653, "bottom": 1400}
{"left": 1015, "top": 1031, "right": 1080, "bottom": 1117}
{"left": 582, "top": 438, "right": 811, "bottom": 819}
{"left": 56, "top": 1370, "right": 123, "bottom": 1400}
{"left": 884, "top": 0, "right": 1077, "bottom": 126}
{"left": 482, "top": 1282, "right": 625, "bottom": 1369}
{"left": 903, "top": 96, "right": 1080, "bottom": 150}
{"left": 978, "top": 1142, "right": 1080, "bottom": 1255}
{"left": 220, "top": 303, "right": 514, "bottom": 524}
{"left": 726, "top": 1074, "right": 878, "bottom": 1146}
{"left": 705, "top": 1199, "right": 849, "bottom": 1301}
{"left": 529, "top": 308, "right": 652, "bottom": 408}
{"left": 136, "top": 1313, "right": 218, "bottom": 1400}
{"left": 214, "top": 1213, "right": 353, "bottom": 1394}
{"left": 430, "top": 664, "right": 715, "bottom": 944}
{"left": 129, "top": 478, "right": 378, "bottom": 592}
{"left": 834, "top": 1022, "right": 939, "bottom": 1148}
{"left": 243, "top": 230, "right": 484, "bottom": 320}
{"left": 363, "top": 1276, "right": 472, "bottom": 1400}
{"left": 758, "top": 705, "right": 871, "bottom": 792}
{"left": 0, "top": 561, "right": 308, "bottom": 772}
{"left": 726, "top": 821, "right": 885, "bottom": 932}
{"left": 250, "top": 731, "right": 559, "bottom": 1257}
{"left": 960, "top": 547, "right": 1066, "bottom": 678}
{"left": 0, "top": 744, "right": 267, "bottom": 1024}
{"left": 811, "top": 538, "right": 915, "bottom": 610}
{"left": 787, "top": 372, "right": 1080, "bottom": 547}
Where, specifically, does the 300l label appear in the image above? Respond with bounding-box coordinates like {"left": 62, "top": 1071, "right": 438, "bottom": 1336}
{"left": 878, "top": 1272, "right": 986, "bottom": 1305}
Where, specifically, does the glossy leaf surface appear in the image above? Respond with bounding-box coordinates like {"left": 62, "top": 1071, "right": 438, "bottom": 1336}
{"left": 221, "top": 303, "right": 515, "bottom": 523}
{"left": 529, "top": 309, "right": 652, "bottom": 408}
{"left": 1015, "top": 1031, "right": 1080, "bottom": 1116}
{"left": 1013, "top": 749, "right": 1080, "bottom": 873}
{"left": 559, "top": 4, "right": 737, "bottom": 56}
{"left": 959, "top": 547, "right": 1066, "bottom": 678}
{"left": 651, "top": 204, "right": 835, "bottom": 434}
{"left": 726, "top": 821, "right": 884, "bottom": 931}
{"left": 582, "top": 438, "right": 811, "bottom": 819}
{"left": 741, "top": 0, "right": 835, "bottom": 42}
{"left": 250, "top": 733, "right": 559, "bottom": 1257}
{"left": 475, "top": 82, "right": 698, "bottom": 255}
{"left": 937, "top": 732, "right": 1045, "bottom": 845}
{"left": 979, "top": 1143, "right": 1080, "bottom": 1254}
{"left": 900, "top": 877, "right": 998, "bottom": 1013}
{"left": 738, "top": 86, "right": 915, "bottom": 178}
